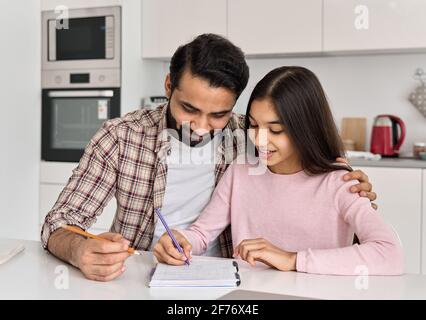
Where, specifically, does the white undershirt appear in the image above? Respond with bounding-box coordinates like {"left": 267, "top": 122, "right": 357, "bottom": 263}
{"left": 150, "top": 134, "right": 222, "bottom": 256}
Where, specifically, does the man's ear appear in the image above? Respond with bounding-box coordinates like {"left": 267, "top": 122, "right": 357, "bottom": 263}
{"left": 164, "top": 73, "right": 172, "bottom": 99}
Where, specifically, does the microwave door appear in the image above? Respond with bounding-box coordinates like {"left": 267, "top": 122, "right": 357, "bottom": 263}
{"left": 50, "top": 16, "right": 109, "bottom": 61}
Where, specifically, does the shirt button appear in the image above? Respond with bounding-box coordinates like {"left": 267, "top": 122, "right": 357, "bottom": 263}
{"left": 167, "top": 149, "right": 172, "bottom": 156}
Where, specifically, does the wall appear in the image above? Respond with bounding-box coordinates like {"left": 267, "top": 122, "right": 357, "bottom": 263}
{"left": 236, "top": 53, "right": 426, "bottom": 156}
{"left": 0, "top": 0, "right": 41, "bottom": 240}
{"left": 121, "top": 0, "right": 166, "bottom": 114}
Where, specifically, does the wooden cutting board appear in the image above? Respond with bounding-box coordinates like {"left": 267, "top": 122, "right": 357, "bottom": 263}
{"left": 340, "top": 118, "right": 367, "bottom": 151}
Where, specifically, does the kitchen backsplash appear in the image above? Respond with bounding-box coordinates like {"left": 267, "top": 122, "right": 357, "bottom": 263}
{"left": 156, "top": 53, "right": 426, "bottom": 156}
{"left": 241, "top": 53, "right": 426, "bottom": 156}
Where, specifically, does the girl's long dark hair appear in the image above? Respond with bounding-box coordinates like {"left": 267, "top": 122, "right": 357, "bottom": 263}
{"left": 245, "top": 66, "right": 351, "bottom": 175}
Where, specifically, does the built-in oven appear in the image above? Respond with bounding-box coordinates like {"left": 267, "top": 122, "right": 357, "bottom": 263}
{"left": 41, "top": 6, "right": 121, "bottom": 162}
{"left": 42, "top": 88, "right": 120, "bottom": 162}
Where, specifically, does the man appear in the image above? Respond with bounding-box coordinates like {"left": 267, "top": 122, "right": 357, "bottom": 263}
{"left": 41, "top": 34, "right": 376, "bottom": 282}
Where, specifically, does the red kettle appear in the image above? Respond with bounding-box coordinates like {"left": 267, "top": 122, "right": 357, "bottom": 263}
{"left": 370, "top": 115, "right": 406, "bottom": 157}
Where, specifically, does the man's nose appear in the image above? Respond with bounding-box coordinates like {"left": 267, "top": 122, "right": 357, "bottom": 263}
{"left": 192, "top": 116, "right": 211, "bottom": 133}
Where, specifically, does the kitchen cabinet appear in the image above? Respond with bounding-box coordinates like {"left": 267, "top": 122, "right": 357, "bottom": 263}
{"left": 352, "top": 166, "right": 422, "bottom": 274}
{"left": 227, "top": 0, "right": 322, "bottom": 56}
{"left": 39, "top": 162, "right": 116, "bottom": 234}
{"left": 142, "top": 0, "right": 426, "bottom": 59}
{"left": 39, "top": 184, "right": 117, "bottom": 233}
{"left": 142, "top": 0, "right": 227, "bottom": 59}
{"left": 324, "top": 0, "right": 426, "bottom": 52}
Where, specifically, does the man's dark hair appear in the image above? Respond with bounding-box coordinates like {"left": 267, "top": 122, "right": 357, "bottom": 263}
{"left": 169, "top": 33, "right": 249, "bottom": 99}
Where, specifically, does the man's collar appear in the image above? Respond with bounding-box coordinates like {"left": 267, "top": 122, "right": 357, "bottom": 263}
{"left": 155, "top": 104, "right": 169, "bottom": 153}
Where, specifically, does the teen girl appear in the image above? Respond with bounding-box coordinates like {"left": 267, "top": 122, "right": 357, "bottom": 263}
{"left": 153, "top": 66, "right": 403, "bottom": 275}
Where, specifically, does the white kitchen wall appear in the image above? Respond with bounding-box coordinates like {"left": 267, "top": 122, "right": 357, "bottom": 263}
{"left": 234, "top": 54, "right": 426, "bottom": 155}
{"left": 160, "top": 53, "right": 426, "bottom": 155}
{"left": 121, "top": 0, "right": 166, "bottom": 114}
{"left": 0, "top": 0, "right": 41, "bottom": 240}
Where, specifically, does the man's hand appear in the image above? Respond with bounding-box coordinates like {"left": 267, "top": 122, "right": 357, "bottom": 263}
{"left": 336, "top": 157, "right": 378, "bottom": 209}
{"left": 153, "top": 230, "right": 192, "bottom": 265}
{"left": 71, "top": 232, "right": 131, "bottom": 282}
{"left": 233, "top": 238, "right": 297, "bottom": 271}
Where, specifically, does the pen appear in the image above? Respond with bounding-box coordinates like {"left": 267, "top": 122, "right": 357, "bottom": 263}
{"left": 61, "top": 224, "right": 141, "bottom": 255}
{"left": 155, "top": 208, "right": 190, "bottom": 266}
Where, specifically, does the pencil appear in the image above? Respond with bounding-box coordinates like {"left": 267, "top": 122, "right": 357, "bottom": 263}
{"left": 61, "top": 224, "right": 141, "bottom": 255}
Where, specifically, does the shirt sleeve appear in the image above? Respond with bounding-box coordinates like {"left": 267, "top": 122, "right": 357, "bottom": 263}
{"left": 296, "top": 178, "right": 404, "bottom": 276}
{"left": 40, "top": 120, "right": 119, "bottom": 249}
{"left": 178, "top": 164, "right": 235, "bottom": 255}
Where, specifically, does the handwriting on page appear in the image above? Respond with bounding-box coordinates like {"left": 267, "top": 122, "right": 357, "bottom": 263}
{"left": 153, "top": 259, "right": 236, "bottom": 281}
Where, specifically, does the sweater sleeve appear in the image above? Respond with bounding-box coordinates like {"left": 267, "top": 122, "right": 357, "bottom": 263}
{"left": 296, "top": 176, "right": 404, "bottom": 276}
{"left": 177, "top": 165, "right": 235, "bottom": 255}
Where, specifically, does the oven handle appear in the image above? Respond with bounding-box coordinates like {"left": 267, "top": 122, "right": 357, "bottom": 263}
{"left": 47, "top": 90, "right": 114, "bottom": 98}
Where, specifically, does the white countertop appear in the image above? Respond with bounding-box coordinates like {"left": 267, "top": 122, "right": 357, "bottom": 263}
{"left": 350, "top": 157, "right": 426, "bottom": 169}
{"left": 1, "top": 239, "right": 426, "bottom": 300}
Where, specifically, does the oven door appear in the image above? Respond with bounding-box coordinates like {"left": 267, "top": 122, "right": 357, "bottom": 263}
{"left": 42, "top": 88, "right": 120, "bottom": 162}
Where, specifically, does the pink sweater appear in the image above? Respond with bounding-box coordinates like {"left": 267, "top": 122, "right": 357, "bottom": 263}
{"left": 180, "top": 163, "right": 404, "bottom": 275}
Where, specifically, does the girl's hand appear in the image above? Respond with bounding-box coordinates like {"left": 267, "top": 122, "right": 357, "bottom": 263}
{"left": 336, "top": 157, "right": 378, "bottom": 210}
{"left": 153, "top": 230, "right": 192, "bottom": 265}
{"left": 233, "top": 238, "right": 297, "bottom": 271}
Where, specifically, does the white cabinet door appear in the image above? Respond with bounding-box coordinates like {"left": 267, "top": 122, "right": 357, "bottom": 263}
{"left": 324, "top": 0, "right": 426, "bottom": 52}
{"left": 40, "top": 161, "right": 78, "bottom": 184}
{"left": 39, "top": 184, "right": 117, "bottom": 233}
{"left": 142, "top": 0, "right": 227, "bottom": 58}
{"left": 423, "top": 170, "right": 426, "bottom": 275}
{"left": 353, "top": 166, "right": 422, "bottom": 274}
{"left": 227, "top": 0, "right": 322, "bottom": 55}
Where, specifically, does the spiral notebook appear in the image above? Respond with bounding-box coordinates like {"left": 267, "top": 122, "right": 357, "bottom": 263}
{"left": 149, "top": 258, "right": 241, "bottom": 288}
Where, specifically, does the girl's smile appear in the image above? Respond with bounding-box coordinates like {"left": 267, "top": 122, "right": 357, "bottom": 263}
{"left": 258, "top": 148, "right": 277, "bottom": 160}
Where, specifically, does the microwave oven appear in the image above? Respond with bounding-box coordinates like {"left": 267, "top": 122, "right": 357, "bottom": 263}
{"left": 42, "top": 6, "right": 121, "bottom": 88}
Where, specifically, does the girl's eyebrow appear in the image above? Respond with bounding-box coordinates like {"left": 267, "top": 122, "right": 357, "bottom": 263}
{"left": 248, "top": 114, "right": 281, "bottom": 124}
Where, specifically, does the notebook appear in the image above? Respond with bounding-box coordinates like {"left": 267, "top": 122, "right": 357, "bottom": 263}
{"left": 0, "top": 240, "right": 25, "bottom": 265}
{"left": 149, "top": 257, "right": 241, "bottom": 288}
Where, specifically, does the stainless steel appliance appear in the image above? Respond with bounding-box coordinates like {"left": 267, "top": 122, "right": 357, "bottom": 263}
{"left": 42, "top": 6, "right": 121, "bottom": 88}
{"left": 41, "top": 6, "right": 121, "bottom": 162}
{"left": 42, "top": 88, "right": 120, "bottom": 162}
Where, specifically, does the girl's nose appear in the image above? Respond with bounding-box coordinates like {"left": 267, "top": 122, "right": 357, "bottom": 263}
{"left": 255, "top": 128, "right": 269, "bottom": 147}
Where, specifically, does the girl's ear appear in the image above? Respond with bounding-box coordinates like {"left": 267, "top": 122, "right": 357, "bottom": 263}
{"left": 164, "top": 74, "right": 172, "bottom": 99}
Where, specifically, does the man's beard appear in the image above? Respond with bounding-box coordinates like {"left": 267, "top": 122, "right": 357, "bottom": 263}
{"left": 166, "top": 104, "right": 216, "bottom": 147}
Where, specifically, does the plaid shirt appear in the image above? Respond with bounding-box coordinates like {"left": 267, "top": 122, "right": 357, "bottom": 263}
{"left": 41, "top": 104, "right": 246, "bottom": 258}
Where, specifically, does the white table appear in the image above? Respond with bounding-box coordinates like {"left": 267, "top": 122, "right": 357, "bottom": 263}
{"left": 1, "top": 239, "right": 426, "bottom": 300}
